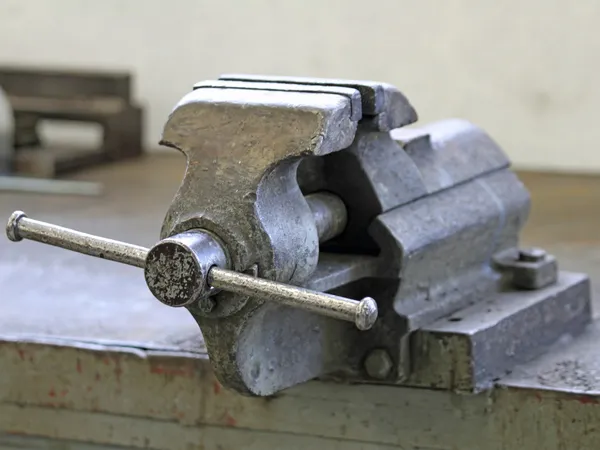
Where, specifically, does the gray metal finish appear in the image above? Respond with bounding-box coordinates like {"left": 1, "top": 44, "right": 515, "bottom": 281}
{"left": 218, "top": 74, "right": 418, "bottom": 131}
{"left": 2, "top": 75, "right": 593, "bottom": 400}
{"left": 493, "top": 246, "right": 559, "bottom": 289}
{"left": 371, "top": 169, "right": 531, "bottom": 331}
{"left": 305, "top": 192, "right": 348, "bottom": 243}
{"left": 407, "top": 272, "right": 591, "bottom": 392}
{"left": 6, "top": 211, "right": 147, "bottom": 268}
{"left": 391, "top": 118, "right": 510, "bottom": 194}
{"left": 208, "top": 268, "right": 378, "bottom": 330}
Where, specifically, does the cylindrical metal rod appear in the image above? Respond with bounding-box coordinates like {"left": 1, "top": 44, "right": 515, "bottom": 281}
{"left": 306, "top": 192, "right": 348, "bottom": 243}
{"left": 208, "top": 267, "right": 377, "bottom": 330}
{"left": 5, "top": 210, "right": 377, "bottom": 330}
{"left": 6, "top": 211, "right": 147, "bottom": 268}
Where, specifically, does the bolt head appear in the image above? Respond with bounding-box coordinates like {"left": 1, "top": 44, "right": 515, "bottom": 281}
{"left": 355, "top": 297, "right": 378, "bottom": 330}
{"left": 364, "top": 349, "right": 393, "bottom": 380}
{"left": 518, "top": 247, "right": 547, "bottom": 263}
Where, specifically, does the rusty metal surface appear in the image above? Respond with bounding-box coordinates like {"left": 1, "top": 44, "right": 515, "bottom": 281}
{"left": 1, "top": 332, "right": 600, "bottom": 449}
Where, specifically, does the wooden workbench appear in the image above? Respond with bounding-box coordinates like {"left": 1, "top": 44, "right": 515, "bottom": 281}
{"left": 1, "top": 155, "right": 599, "bottom": 449}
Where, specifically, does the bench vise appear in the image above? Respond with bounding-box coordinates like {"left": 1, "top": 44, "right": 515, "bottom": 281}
{"left": 5, "top": 75, "right": 591, "bottom": 397}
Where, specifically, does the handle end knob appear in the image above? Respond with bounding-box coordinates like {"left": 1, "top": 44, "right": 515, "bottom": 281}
{"left": 6, "top": 210, "right": 26, "bottom": 242}
{"left": 355, "top": 297, "right": 378, "bottom": 331}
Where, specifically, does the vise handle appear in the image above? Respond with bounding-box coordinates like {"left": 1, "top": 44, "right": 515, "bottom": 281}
{"left": 6, "top": 210, "right": 378, "bottom": 330}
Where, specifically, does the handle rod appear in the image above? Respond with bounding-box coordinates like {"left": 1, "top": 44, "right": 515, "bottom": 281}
{"left": 209, "top": 267, "right": 377, "bottom": 330}
{"left": 6, "top": 210, "right": 378, "bottom": 330}
{"left": 6, "top": 211, "right": 147, "bottom": 268}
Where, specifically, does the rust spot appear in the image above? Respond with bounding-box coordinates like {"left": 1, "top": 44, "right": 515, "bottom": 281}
{"left": 16, "top": 349, "right": 25, "bottom": 361}
{"left": 535, "top": 392, "right": 542, "bottom": 402}
{"left": 213, "top": 381, "right": 222, "bottom": 394}
{"left": 60, "top": 389, "right": 68, "bottom": 397}
{"left": 150, "top": 365, "right": 192, "bottom": 377}
{"left": 103, "top": 357, "right": 111, "bottom": 365}
{"left": 86, "top": 386, "right": 93, "bottom": 392}
{"left": 6, "top": 430, "right": 27, "bottom": 436}
{"left": 576, "top": 395, "right": 599, "bottom": 405}
{"left": 224, "top": 413, "right": 237, "bottom": 427}
{"left": 76, "top": 358, "right": 83, "bottom": 373}
{"left": 95, "top": 372, "right": 101, "bottom": 381}
{"left": 39, "top": 401, "right": 62, "bottom": 408}
{"left": 48, "top": 388, "right": 56, "bottom": 398}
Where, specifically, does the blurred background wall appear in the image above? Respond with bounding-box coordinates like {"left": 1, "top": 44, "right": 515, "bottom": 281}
{"left": 0, "top": 0, "right": 597, "bottom": 172}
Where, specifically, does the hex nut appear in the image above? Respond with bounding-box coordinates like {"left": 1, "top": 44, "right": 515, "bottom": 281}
{"left": 493, "top": 247, "right": 558, "bottom": 290}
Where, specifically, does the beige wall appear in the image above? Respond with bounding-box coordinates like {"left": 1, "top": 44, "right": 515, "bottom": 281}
{"left": 1, "top": 0, "right": 598, "bottom": 172}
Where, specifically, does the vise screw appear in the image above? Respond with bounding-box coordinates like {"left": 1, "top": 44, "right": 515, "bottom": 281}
{"left": 7, "top": 74, "right": 579, "bottom": 397}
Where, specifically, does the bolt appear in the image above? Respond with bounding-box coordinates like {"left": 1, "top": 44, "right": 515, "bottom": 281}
{"left": 518, "top": 247, "right": 547, "bottom": 263}
{"left": 364, "top": 349, "right": 393, "bottom": 380}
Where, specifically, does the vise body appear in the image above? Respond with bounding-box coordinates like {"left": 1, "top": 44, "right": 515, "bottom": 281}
{"left": 5, "top": 75, "right": 591, "bottom": 397}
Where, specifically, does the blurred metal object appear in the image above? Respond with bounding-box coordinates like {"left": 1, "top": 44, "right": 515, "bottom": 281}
{"left": 0, "top": 176, "right": 103, "bottom": 196}
{"left": 0, "top": 85, "right": 14, "bottom": 174}
{"left": 0, "top": 85, "right": 104, "bottom": 196}
{"left": 0, "top": 67, "right": 143, "bottom": 177}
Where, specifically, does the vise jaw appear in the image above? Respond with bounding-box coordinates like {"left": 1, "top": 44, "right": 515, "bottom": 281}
{"left": 5, "top": 75, "right": 592, "bottom": 397}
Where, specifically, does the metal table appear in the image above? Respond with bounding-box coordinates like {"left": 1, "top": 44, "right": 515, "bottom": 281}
{"left": 1, "top": 156, "right": 599, "bottom": 449}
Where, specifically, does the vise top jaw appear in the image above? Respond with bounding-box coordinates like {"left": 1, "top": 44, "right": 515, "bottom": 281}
{"left": 217, "top": 74, "right": 418, "bottom": 131}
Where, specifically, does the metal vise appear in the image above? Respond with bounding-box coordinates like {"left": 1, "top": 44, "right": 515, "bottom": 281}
{"left": 5, "top": 75, "right": 591, "bottom": 397}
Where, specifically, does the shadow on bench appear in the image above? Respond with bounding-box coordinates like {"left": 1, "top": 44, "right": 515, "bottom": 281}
{"left": 0, "top": 67, "right": 144, "bottom": 176}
